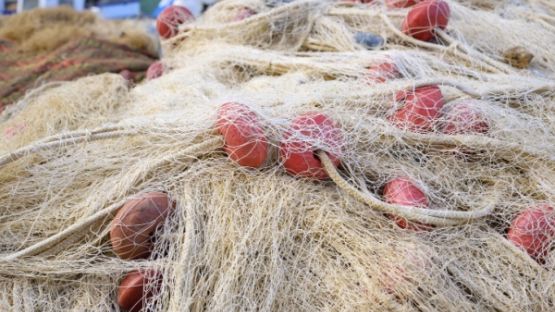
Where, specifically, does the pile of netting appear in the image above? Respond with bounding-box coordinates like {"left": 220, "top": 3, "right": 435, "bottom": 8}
{"left": 1, "top": 0, "right": 555, "bottom": 311}
{"left": 0, "top": 7, "right": 158, "bottom": 111}
{"left": 0, "top": 7, "right": 156, "bottom": 55}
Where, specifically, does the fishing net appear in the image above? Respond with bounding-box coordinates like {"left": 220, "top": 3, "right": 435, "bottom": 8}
{"left": 0, "top": 7, "right": 157, "bottom": 55}
{"left": 0, "top": 7, "right": 158, "bottom": 111}
{"left": 1, "top": 0, "right": 555, "bottom": 311}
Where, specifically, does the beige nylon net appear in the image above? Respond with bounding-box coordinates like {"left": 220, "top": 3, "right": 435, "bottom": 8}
{"left": 0, "top": 7, "right": 157, "bottom": 56}
{"left": 1, "top": 0, "right": 555, "bottom": 311}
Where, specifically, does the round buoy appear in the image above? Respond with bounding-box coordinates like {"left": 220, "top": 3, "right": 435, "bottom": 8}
{"left": 402, "top": 0, "right": 450, "bottom": 42}
{"left": 367, "top": 62, "right": 401, "bottom": 83}
{"left": 343, "top": 0, "right": 374, "bottom": 3}
{"left": 387, "top": 0, "right": 420, "bottom": 8}
{"left": 507, "top": 205, "right": 555, "bottom": 260}
{"left": 120, "top": 70, "right": 134, "bottom": 81}
{"left": 380, "top": 246, "right": 430, "bottom": 296}
{"left": 146, "top": 62, "right": 165, "bottom": 80}
{"left": 389, "top": 85, "right": 444, "bottom": 133}
{"left": 216, "top": 102, "right": 268, "bottom": 168}
{"left": 439, "top": 100, "right": 490, "bottom": 135}
{"left": 234, "top": 7, "right": 257, "bottom": 21}
{"left": 156, "top": 5, "right": 194, "bottom": 39}
{"left": 110, "top": 192, "right": 174, "bottom": 260}
{"left": 117, "top": 270, "right": 161, "bottom": 312}
{"left": 355, "top": 32, "right": 385, "bottom": 50}
{"left": 383, "top": 177, "right": 432, "bottom": 230}
{"left": 280, "top": 112, "right": 343, "bottom": 180}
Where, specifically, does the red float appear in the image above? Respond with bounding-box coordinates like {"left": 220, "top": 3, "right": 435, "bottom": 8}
{"left": 110, "top": 192, "right": 175, "bottom": 260}
{"left": 146, "top": 62, "right": 165, "bottom": 80}
{"left": 387, "top": 0, "right": 420, "bottom": 8}
{"left": 389, "top": 85, "right": 444, "bottom": 133}
{"left": 402, "top": 0, "right": 450, "bottom": 42}
{"left": 216, "top": 102, "right": 268, "bottom": 168}
{"left": 156, "top": 5, "right": 194, "bottom": 39}
{"left": 117, "top": 270, "right": 162, "bottom": 312}
{"left": 383, "top": 177, "right": 432, "bottom": 230}
{"left": 280, "top": 112, "right": 343, "bottom": 180}
{"left": 439, "top": 100, "right": 489, "bottom": 135}
{"left": 119, "top": 69, "right": 134, "bottom": 81}
{"left": 380, "top": 246, "right": 430, "bottom": 296}
{"left": 341, "top": 0, "right": 374, "bottom": 3}
{"left": 234, "top": 7, "right": 257, "bottom": 21}
{"left": 3, "top": 122, "right": 26, "bottom": 139}
{"left": 367, "top": 62, "right": 401, "bottom": 83}
{"left": 507, "top": 205, "right": 555, "bottom": 260}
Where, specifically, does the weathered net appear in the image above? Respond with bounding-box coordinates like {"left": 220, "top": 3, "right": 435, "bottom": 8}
{"left": 1, "top": 0, "right": 555, "bottom": 311}
{"left": 0, "top": 7, "right": 157, "bottom": 55}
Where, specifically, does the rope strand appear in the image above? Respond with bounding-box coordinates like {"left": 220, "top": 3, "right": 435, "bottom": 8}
{"left": 319, "top": 151, "right": 496, "bottom": 225}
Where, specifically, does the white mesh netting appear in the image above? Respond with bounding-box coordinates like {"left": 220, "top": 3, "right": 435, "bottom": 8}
{"left": 1, "top": 0, "right": 555, "bottom": 311}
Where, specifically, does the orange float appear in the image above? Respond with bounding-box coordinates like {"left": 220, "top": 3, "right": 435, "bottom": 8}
{"left": 383, "top": 177, "right": 432, "bottom": 230}
{"left": 280, "top": 112, "right": 343, "bottom": 180}
{"left": 117, "top": 270, "right": 161, "bottom": 312}
{"left": 110, "top": 192, "right": 175, "bottom": 260}
{"left": 216, "top": 102, "right": 268, "bottom": 168}
{"left": 402, "top": 0, "right": 450, "bottom": 42}
{"left": 507, "top": 205, "right": 555, "bottom": 261}
{"left": 389, "top": 85, "right": 444, "bottom": 133}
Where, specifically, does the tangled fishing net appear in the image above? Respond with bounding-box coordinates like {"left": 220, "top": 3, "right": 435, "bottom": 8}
{"left": 0, "top": 7, "right": 156, "bottom": 55}
{"left": 1, "top": 0, "right": 555, "bottom": 311}
{"left": 0, "top": 7, "right": 158, "bottom": 112}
